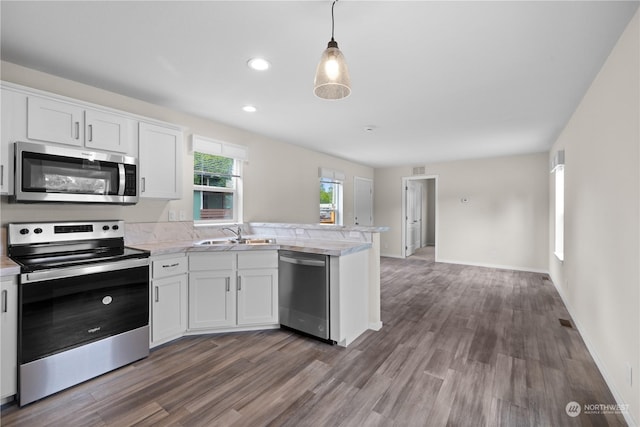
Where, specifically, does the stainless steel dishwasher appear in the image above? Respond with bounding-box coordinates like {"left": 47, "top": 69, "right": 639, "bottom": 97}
{"left": 278, "top": 250, "right": 332, "bottom": 342}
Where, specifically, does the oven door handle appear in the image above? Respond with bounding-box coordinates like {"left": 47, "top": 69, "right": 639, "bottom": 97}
{"left": 21, "top": 257, "right": 150, "bottom": 284}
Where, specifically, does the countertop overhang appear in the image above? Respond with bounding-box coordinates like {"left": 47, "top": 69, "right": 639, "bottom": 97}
{"left": 129, "top": 237, "right": 372, "bottom": 258}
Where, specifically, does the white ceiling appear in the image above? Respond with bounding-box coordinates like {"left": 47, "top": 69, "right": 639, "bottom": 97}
{"left": 1, "top": 1, "right": 638, "bottom": 168}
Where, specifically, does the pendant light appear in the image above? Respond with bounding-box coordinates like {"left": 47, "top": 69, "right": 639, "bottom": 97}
{"left": 314, "top": 0, "right": 351, "bottom": 100}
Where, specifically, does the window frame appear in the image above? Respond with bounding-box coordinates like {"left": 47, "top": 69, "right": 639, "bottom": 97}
{"left": 320, "top": 177, "right": 344, "bottom": 226}
{"left": 553, "top": 164, "right": 564, "bottom": 261}
{"left": 551, "top": 150, "right": 565, "bottom": 262}
{"left": 192, "top": 135, "right": 247, "bottom": 225}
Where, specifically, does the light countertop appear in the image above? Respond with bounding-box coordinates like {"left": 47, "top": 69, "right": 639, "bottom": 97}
{"left": 1, "top": 256, "right": 20, "bottom": 277}
{"left": 130, "top": 237, "right": 371, "bottom": 258}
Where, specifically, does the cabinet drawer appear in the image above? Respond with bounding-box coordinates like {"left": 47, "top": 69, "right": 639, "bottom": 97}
{"left": 237, "top": 251, "right": 278, "bottom": 269}
{"left": 152, "top": 256, "right": 188, "bottom": 279}
{"left": 190, "top": 252, "right": 236, "bottom": 271}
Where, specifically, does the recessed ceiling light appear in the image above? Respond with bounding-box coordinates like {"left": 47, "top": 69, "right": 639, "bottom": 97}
{"left": 243, "top": 105, "right": 257, "bottom": 113}
{"left": 247, "top": 58, "right": 270, "bottom": 71}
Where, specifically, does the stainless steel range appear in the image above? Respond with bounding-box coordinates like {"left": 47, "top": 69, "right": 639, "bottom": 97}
{"left": 7, "top": 220, "right": 150, "bottom": 406}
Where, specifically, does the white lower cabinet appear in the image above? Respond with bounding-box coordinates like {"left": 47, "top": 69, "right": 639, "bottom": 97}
{"left": 237, "top": 268, "right": 278, "bottom": 326}
{"left": 150, "top": 255, "right": 188, "bottom": 347}
{"left": 189, "top": 251, "right": 278, "bottom": 331}
{"left": 189, "top": 270, "right": 236, "bottom": 329}
{"left": 1, "top": 276, "right": 18, "bottom": 400}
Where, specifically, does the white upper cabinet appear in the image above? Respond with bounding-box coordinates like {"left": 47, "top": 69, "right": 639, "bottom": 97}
{"left": 27, "top": 97, "right": 85, "bottom": 147}
{"left": 26, "top": 96, "right": 134, "bottom": 154}
{"left": 0, "top": 88, "right": 22, "bottom": 195}
{"left": 84, "top": 109, "right": 131, "bottom": 153}
{"left": 138, "top": 122, "right": 183, "bottom": 199}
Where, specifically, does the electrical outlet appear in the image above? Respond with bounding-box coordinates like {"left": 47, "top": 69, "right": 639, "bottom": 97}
{"left": 295, "top": 228, "right": 305, "bottom": 236}
{"left": 168, "top": 210, "right": 177, "bottom": 221}
{"left": 349, "top": 231, "right": 360, "bottom": 238}
{"left": 179, "top": 210, "right": 186, "bottom": 221}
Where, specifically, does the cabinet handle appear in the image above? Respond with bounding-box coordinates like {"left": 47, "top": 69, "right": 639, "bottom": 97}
{"left": 154, "top": 286, "right": 159, "bottom": 302}
{"left": 237, "top": 276, "right": 242, "bottom": 291}
{"left": 225, "top": 277, "right": 230, "bottom": 292}
{"left": 162, "top": 263, "right": 179, "bottom": 268}
{"left": 74, "top": 122, "right": 80, "bottom": 140}
{"left": 2, "top": 290, "right": 7, "bottom": 313}
{"left": 141, "top": 177, "right": 146, "bottom": 193}
{"left": 88, "top": 124, "right": 93, "bottom": 141}
{"left": 0, "top": 164, "right": 3, "bottom": 187}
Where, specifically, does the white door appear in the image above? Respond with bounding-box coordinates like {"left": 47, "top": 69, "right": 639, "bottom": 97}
{"left": 188, "top": 271, "right": 236, "bottom": 329}
{"left": 27, "top": 96, "right": 84, "bottom": 146}
{"left": 405, "top": 181, "right": 422, "bottom": 256}
{"left": 139, "top": 122, "right": 183, "bottom": 199}
{"left": 354, "top": 177, "right": 373, "bottom": 226}
{"left": 151, "top": 274, "right": 188, "bottom": 344}
{"left": 84, "top": 109, "right": 129, "bottom": 153}
{"left": 1, "top": 278, "right": 18, "bottom": 399}
{"left": 237, "top": 269, "right": 278, "bottom": 326}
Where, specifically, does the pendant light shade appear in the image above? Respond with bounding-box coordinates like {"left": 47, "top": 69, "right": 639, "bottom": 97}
{"left": 314, "top": 1, "right": 351, "bottom": 100}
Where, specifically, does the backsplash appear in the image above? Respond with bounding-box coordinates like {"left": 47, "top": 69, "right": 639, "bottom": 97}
{"left": 124, "top": 222, "right": 381, "bottom": 245}
{"left": 124, "top": 222, "right": 235, "bottom": 245}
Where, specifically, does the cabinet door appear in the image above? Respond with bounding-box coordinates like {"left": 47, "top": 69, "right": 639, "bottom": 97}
{"left": 138, "top": 122, "right": 183, "bottom": 199}
{"left": 1, "top": 278, "right": 18, "bottom": 399}
{"left": 85, "top": 109, "right": 129, "bottom": 153}
{"left": 237, "top": 269, "right": 278, "bottom": 326}
{"left": 189, "top": 271, "right": 236, "bottom": 329}
{"left": 0, "top": 88, "right": 23, "bottom": 195}
{"left": 27, "top": 96, "right": 84, "bottom": 146}
{"left": 151, "top": 274, "right": 187, "bottom": 345}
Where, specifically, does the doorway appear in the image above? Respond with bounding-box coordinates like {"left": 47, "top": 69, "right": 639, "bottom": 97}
{"left": 402, "top": 176, "right": 437, "bottom": 259}
{"left": 354, "top": 177, "right": 373, "bottom": 226}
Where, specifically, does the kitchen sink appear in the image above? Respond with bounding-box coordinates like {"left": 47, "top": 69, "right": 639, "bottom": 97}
{"left": 195, "top": 238, "right": 277, "bottom": 246}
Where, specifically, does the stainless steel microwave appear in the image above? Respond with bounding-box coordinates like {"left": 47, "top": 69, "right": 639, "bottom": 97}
{"left": 12, "top": 141, "right": 138, "bottom": 204}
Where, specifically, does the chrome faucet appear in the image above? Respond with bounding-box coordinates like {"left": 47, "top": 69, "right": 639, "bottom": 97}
{"left": 222, "top": 225, "right": 244, "bottom": 242}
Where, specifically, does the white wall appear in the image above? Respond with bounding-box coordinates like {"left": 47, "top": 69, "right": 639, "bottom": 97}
{"left": 0, "top": 62, "right": 373, "bottom": 225}
{"left": 375, "top": 152, "right": 549, "bottom": 272}
{"left": 548, "top": 10, "right": 639, "bottom": 425}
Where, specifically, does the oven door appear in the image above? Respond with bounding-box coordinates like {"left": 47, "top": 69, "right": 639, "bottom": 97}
{"left": 19, "top": 258, "right": 149, "bottom": 365}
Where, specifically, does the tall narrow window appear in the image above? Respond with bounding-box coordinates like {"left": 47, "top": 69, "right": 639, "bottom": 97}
{"left": 320, "top": 178, "right": 343, "bottom": 225}
{"left": 192, "top": 136, "right": 247, "bottom": 224}
{"left": 318, "top": 167, "right": 344, "bottom": 225}
{"left": 552, "top": 151, "right": 565, "bottom": 261}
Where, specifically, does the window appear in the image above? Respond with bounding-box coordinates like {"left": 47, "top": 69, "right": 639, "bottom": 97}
{"left": 319, "top": 168, "right": 344, "bottom": 225}
{"left": 192, "top": 136, "right": 247, "bottom": 224}
{"left": 552, "top": 151, "right": 565, "bottom": 261}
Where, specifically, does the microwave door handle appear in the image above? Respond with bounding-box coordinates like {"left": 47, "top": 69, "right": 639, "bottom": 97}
{"left": 118, "top": 163, "right": 125, "bottom": 196}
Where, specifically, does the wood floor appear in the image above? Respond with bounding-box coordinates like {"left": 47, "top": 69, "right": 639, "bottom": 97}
{"left": 1, "top": 253, "right": 626, "bottom": 426}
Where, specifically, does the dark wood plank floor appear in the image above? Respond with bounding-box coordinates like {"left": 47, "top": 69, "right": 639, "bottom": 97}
{"left": 1, "top": 251, "right": 627, "bottom": 426}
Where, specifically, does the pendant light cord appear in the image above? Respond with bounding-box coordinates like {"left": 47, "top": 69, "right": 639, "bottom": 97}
{"left": 331, "top": 0, "right": 337, "bottom": 41}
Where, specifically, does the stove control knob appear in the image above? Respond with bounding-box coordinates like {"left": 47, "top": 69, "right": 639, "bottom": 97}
{"left": 112, "top": 225, "right": 119, "bottom": 231}
{"left": 19, "top": 228, "right": 29, "bottom": 235}
{"left": 103, "top": 225, "right": 110, "bottom": 231}
{"left": 34, "top": 228, "right": 43, "bottom": 234}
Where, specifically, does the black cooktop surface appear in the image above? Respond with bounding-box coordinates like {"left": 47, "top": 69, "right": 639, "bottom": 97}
{"left": 10, "top": 245, "right": 149, "bottom": 273}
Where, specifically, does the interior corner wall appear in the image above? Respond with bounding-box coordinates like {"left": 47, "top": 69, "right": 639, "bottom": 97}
{"left": 548, "top": 10, "right": 639, "bottom": 425}
{"left": 0, "top": 62, "right": 373, "bottom": 226}
{"left": 375, "top": 152, "right": 549, "bottom": 272}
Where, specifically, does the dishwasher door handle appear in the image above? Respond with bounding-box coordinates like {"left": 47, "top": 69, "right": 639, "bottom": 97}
{"left": 279, "top": 255, "right": 326, "bottom": 267}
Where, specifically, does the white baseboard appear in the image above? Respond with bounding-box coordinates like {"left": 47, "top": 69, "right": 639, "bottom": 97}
{"left": 436, "top": 258, "right": 549, "bottom": 274}
{"left": 369, "top": 321, "right": 383, "bottom": 331}
{"left": 380, "top": 252, "right": 403, "bottom": 259}
{"left": 550, "top": 279, "right": 637, "bottom": 427}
